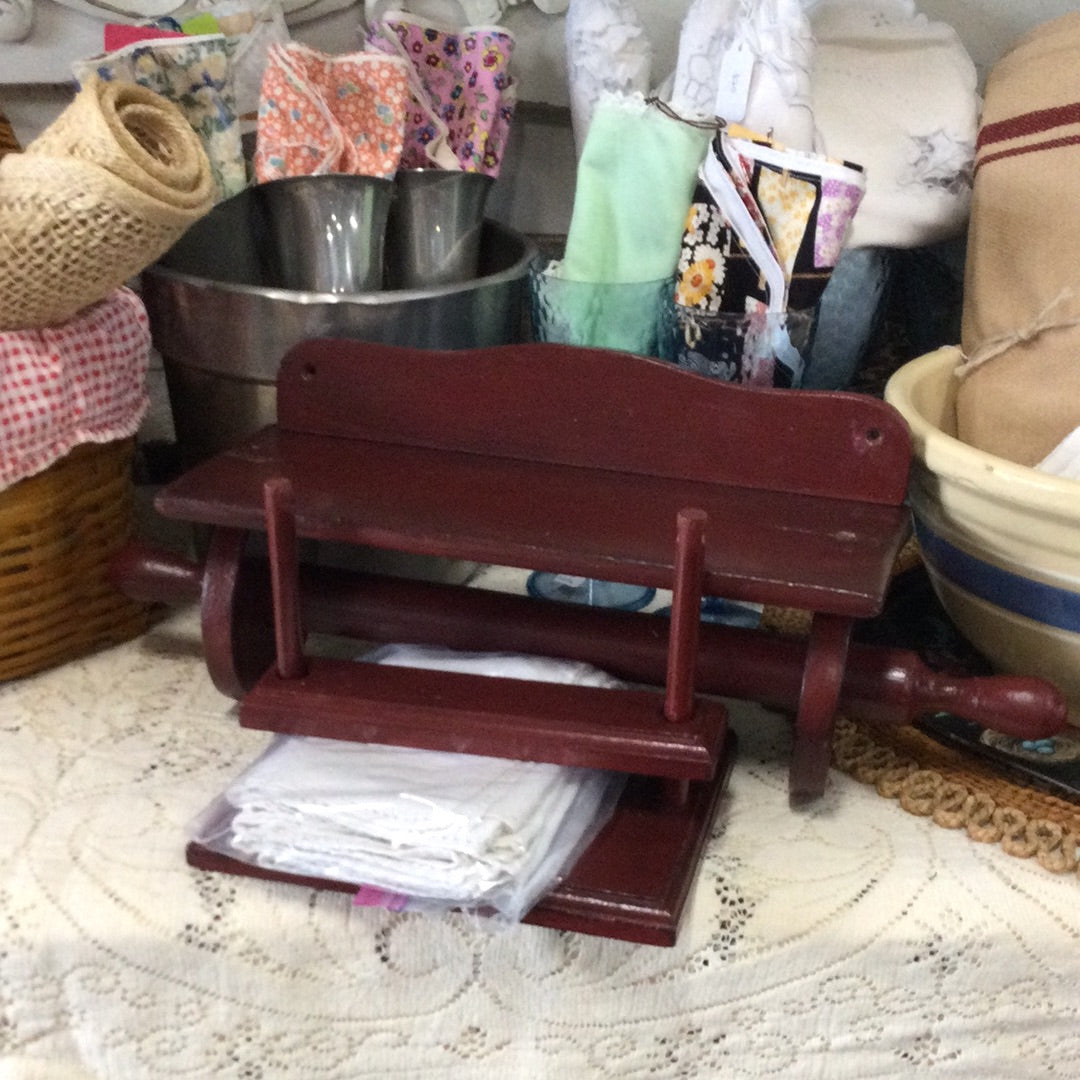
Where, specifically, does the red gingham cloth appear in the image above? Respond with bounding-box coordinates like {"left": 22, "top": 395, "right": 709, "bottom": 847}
{"left": 0, "top": 287, "right": 150, "bottom": 492}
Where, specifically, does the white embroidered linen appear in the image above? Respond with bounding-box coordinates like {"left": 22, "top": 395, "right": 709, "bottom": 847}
{"left": 671, "top": 0, "right": 815, "bottom": 151}
{"left": 808, "top": 0, "right": 978, "bottom": 248}
{"left": 194, "top": 644, "right": 622, "bottom": 918}
{"left": 564, "top": 0, "right": 653, "bottom": 158}
{"left": 1037, "top": 427, "right": 1080, "bottom": 482}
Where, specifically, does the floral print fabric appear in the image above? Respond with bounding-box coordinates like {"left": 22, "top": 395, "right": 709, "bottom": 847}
{"left": 676, "top": 127, "right": 865, "bottom": 315}
{"left": 366, "top": 14, "right": 516, "bottom": 177}
{"left": 675, "top": 183, "right": 770, "bottom": 315}
{"left": 73, "top": 34, "right": 247, "bottom": 201}
{"left": 255, "top": 43, "right": 410, "bottom": 182}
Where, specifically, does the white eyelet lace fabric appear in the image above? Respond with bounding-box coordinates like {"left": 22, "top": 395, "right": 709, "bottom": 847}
{"left": 2, "top": 604, "right": 1079, "bottom": 1079}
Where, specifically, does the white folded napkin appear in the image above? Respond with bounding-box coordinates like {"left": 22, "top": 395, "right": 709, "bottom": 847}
{"left": 1037, "top": 427, "right": 1080, "bottom": 482}
{"left": 193, "top": 645, "right": 625, "bottom": 920}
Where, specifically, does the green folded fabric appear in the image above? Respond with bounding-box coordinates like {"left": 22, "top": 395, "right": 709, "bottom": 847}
{"left": 530, "top": 268, "right": 676, "bottom": 355}
{"left": 560, "top": 94, "right": 711, "bottom": 284}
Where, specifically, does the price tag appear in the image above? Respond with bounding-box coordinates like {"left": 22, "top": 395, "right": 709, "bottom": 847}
{"left": 714, "top": 39, "right": 755, "bottom": 123}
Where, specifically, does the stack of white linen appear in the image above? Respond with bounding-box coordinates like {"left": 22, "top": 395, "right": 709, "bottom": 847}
{"left": 191, "top": 645, "right": 624, "bottom": 921}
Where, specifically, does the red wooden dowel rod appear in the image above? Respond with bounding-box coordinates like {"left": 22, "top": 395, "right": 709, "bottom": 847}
{"left": 110, "top": 542, "right": 1069, "bottom": 738}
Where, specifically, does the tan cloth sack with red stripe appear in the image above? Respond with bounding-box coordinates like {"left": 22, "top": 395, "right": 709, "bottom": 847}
{"left": 956, "top": 12, "right": 1080, "bottom": 466}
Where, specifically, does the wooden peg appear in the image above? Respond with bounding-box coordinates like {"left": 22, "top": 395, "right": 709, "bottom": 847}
{"left": 664, "top": 507, "right": 707, "bottom": 724}
{"left": 263, "top": 476, "right": 307, "bottom": 680}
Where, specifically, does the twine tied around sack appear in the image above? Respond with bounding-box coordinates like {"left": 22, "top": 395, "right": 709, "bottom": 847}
{"left": 956, "top": 288, "right": 1080, "bottom": 377}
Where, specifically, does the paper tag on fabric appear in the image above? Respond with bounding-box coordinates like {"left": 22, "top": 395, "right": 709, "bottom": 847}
{"left": 714, "top": 39, "right": 755, "bottom": 123}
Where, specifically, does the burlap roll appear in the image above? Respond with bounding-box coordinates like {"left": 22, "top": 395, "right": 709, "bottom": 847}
{"left": 0, "top": 107, "right": 19, "bottom": 159}
{"left": 0, "top": 75, "right": 214, "bottom": 332}
{"left": 26, "top": 76, "right": 211, "bottom": 210}
{"left": 956, "top": 12, "right": 1080, "bottom": 466}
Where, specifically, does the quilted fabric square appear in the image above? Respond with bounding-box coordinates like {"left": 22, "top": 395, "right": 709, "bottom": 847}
{"left": 255, "top": 42, "right": 410, "bottom": 181}
{"left": 73, "top": 34, "right": 247, "bottom": 201}
{"left": 367, "top": 14, "right": 516, "bottom": 176}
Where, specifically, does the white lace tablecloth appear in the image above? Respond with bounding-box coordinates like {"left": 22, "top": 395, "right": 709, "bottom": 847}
{"left": 2, "top": 604, "right": 1079, "bottom": 1079}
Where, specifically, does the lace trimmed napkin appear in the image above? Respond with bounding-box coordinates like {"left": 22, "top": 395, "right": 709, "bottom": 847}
{"left": 559, "top": 93, "right": 711, "bottom": 285}
{"left": 190, "top": 644, "right": 625, "bottom": 922}
{"left": 254, "top": 42, "right": 411, "bottom": 181}
{"left": 564, "top": 0, "right": 653, "bottom": 159}
{"left": 366, "top": 10, "right": 517, "bottom": 176}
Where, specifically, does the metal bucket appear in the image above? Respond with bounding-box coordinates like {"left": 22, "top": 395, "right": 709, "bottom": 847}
{"left": 142, "top": 190, "right": 535, "bottom": 467}
{"left": 141, "top": 186, "right": 536, "bottom": 583}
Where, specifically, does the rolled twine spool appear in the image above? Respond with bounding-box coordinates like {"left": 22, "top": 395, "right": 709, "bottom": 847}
{"left": 0, "top": 75, "right": 214, "bottom": 332}
{"left": 25, "top": 77, "right": 212, "bottom": 210}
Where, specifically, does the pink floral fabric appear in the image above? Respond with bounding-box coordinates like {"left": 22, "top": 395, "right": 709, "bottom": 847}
{"left": 816, "top": 178, "right": 866, "bottom": 267}
{"left": 366, "top": 16, "right": 516, "bottom": 177}
{"left": 255, "top": 43, "right": 410, "bottom": 182}
{"left": 0, "top": 288, "right": 149, "bottom": 492}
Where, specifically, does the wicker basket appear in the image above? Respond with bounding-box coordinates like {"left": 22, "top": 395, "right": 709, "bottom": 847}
{"left": 0, "top": 439, "right": 148, "bottom": 681}
{"left": 0, "top": 104, "right": 148, "bottom": 680}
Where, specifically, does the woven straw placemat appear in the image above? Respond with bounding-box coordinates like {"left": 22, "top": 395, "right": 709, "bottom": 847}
{"left": 760, "top": 539, "right": 1080, "bottom": 879}
{"left": 832, "top": 716, "right": 1080, "bottom": 876}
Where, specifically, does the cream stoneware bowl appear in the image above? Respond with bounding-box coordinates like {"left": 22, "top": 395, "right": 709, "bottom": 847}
{"left": 885, "top": 346, "right": 1080, "bottom": 723}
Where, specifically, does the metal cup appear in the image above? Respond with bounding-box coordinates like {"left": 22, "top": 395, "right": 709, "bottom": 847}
{"left": 385, "top": 169, "right": 494, "bottom": 289}
{"left": 257, "top": 174, "right": 395, "bottom": 293}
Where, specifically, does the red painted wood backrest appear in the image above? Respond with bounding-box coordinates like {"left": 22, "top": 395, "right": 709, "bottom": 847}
{"left": 276, "top": 339, "right": 911, "bottom": 504}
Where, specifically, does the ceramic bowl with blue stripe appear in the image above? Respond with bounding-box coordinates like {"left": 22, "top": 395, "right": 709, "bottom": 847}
{"left": 885, "top": 347, "right": 1080, "bottom": 722}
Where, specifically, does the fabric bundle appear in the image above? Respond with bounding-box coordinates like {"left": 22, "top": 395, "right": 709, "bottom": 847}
{"left": 0, "top": 288, "right": 150, "bottom": 492}
{"left": 560, "top": 94, "right": 712, "bottom": 285}
{"left": 680, "top": 125, "right": 865, "bottom": 316}
{"left": 955, "top": 11, "right": 1080, "bottom": 467}
{"left": 0, "top": 75, "right": 214, "bottom": 332}
{"left": 667, "top": 124, "right": 864, "bottom": 387}
{"left": 535, "top": 94, "right": 710, "bottom": 356}
{"left": 191, "top": 644, "right": 623, "bottom": 922}
{"left": 365, "top": 11, "right": 517, "bottom": 176}
{"left": 254, "top": 42, "right": 410, "bottom": 182}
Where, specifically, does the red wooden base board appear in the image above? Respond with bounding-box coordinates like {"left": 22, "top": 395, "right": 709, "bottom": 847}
{"left": 186, "top": 731, "right": 736, "bottom": 948}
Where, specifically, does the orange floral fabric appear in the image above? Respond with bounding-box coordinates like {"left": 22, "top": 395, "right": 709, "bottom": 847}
{"left": 255, "top": 43, "right": 410, "bottom": 181}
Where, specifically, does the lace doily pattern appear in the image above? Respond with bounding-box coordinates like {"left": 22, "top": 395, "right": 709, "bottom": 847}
{"left": 2, "top": 607, "right": 1079, "bottom": 1078}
